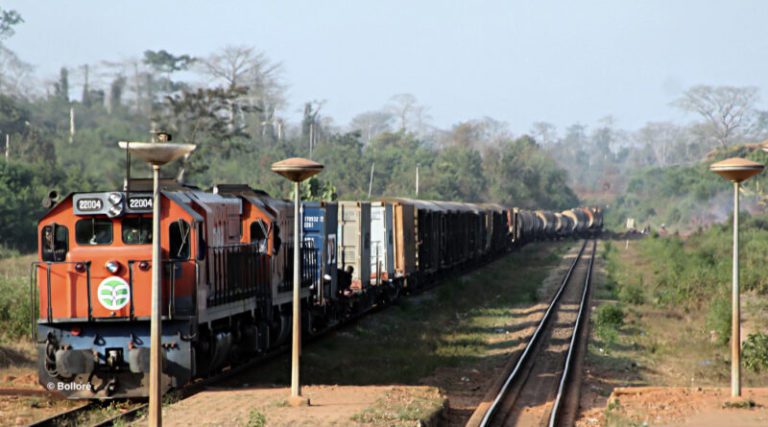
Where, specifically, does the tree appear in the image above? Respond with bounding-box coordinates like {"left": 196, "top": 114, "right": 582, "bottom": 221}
{"left": 387, "top": 93, "right": 430, "bottom": 135}
{"left": 198, "top": 46, "right": 284, "bottom": 139}
{"left": 674, "top": 85, "right": 759, "bottom": 148}
{"left": 0, "top": 45, "right": 32, "bottom": 97}
{"left": 0, "top": 8, "right": 23, "bottom": 41}
{"left": 312, "top": 132, "right": 367, "bottom": 197}
{"left": 487, "top": 136, "right": 578, "bottom": 209}
{"left": 53, "top": 67, "right": 70, "bottom": 102}
{"left": 143, "top": 50, "right": 195, "bottom": 108}
{"left": 349, "top": 110, "right": 393, "bottom": 144}
{"left": 428, "top": 146, "right": 486, "bottom": 201}
{"left": 160, "top": 86, "right": 252, "bottom": 144}
{"left": 530, "top": 122, "right": 557, "bottom": 146}
{"left": 143, "top": 50, "right": 195, "bottom": 81}
{"left": 635, "top": 121, "right": 685, "bottom": 167}
{"left": 108, "top": 74, "right": 127, "bottom": 113}
{"left": 302, "top": 101, "right": 324, "bottom": 153}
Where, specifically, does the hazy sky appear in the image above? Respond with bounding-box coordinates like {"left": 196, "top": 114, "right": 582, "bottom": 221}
{"left": 4, "top": 1, "right": 768, "bottom": 133}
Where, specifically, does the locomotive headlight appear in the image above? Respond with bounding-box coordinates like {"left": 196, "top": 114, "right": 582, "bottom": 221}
{"left": 105, "top": 260, "right": 120, "bottom": 274}
{"left": 107, "top": 205, "right": 123, "bottom": 218}
{"left": 106, "top": 192, "right": 124, "bottom": 218}
{"left": 108, "top": 192, "right": 123, "bottom": 205}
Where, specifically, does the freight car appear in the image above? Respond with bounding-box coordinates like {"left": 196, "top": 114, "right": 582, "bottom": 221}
{"left": 33, "top": 174, "right": 600, "bottom": 399}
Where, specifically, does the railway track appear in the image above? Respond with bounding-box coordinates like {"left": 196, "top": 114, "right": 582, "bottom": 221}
{"left": 469, "top": 239, "right": 597, "bottom": 427}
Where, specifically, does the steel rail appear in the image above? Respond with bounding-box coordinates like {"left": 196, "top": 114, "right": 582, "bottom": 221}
{"left": 547, "top": 239, "right": 596, "bottom": 426}
{"left": 29, "top": 402, "right": 100, "bottom": 427}
{"left": 479, "top": 239, "right": 589, "bottom": 427}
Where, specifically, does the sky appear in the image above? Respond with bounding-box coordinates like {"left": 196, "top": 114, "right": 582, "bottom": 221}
{"left": 4, "top": 0, "right": 768, "bottom": 134}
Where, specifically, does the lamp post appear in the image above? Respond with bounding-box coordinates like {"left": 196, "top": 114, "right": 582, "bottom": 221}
{"left": 710, "top": 157, "right": 764, "bottom": 398}
{"left": 271, "top": 157, "right": 323, "bottom": 406}
{"left": 119, "top": 134, "right": 195, "bottom": 426}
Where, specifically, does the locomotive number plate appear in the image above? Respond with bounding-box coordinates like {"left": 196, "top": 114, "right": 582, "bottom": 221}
{"left": 77, "top": 198, "right": 103, "bottom": 212}
{"left": 128, "top": 196, "right": 153, "bottom": 210}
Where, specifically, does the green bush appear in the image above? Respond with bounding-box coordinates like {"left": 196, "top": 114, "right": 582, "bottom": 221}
{"left": 595, "top": 304, "right": 625, "bottom": 348}
{"left": 245, "top": 410, "right": 266, "bottom": 427}
{"left": 596, "top": 304, "right": 625, "bottom": 329}
{"left": 705, "top": 295, "right": 731, "bottom": 346}
{"left": 618, "top": 282, "right": 645, "bottom": 305}
{"left": 743, "top": 333, "right": 768, "bottom": 372}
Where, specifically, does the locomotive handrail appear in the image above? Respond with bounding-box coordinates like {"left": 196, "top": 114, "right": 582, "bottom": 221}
{"left": 31, "top": 259, "right": 197, "bottom": 323}
{"left": 30, "top": 261, "right": 94, "bottom": 325}
{"left": 206, "top": 243, "right": 272, "bottom": 307}
{"left": 127, "top": 259, "right": 200, "bottom": 319}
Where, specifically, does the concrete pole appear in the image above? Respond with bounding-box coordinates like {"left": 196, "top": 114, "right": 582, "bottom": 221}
{"left": 732, "top": 181, "right": 741, "bottom": 398}
{"left": 368, "top": 163, "right": 375, "bottom": 199}
{"left": 149, "top": 164, "right": 163, "bottom": 426}
{"left": 415, "top": 164, "right": 420, "bottom": 196}
{"left": 291, "top": 181, "right": 302, "bottom": 399}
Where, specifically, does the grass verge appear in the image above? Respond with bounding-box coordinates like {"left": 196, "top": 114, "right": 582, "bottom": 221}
{"left": 351, "top": 387, "right": 444, "bottom": 426}
{"left": 246, "top": 241, "right": 570, "bottom": 386}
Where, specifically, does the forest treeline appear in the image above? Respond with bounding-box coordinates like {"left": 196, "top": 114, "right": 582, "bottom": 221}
{"left": 3, "top": 6, "right": 768, "bottom": 249}
{"left": 0, "top": 9, "right": 578, "bottom": 251}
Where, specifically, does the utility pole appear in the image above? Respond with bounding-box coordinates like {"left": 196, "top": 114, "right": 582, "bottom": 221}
{"left": 309, "top": 122, "right": 314, "bottom": 159}
{"left": 368, "top": 163, "right": 375, "bottom": 199}
{"left": 415, "top": 163, "right": 420, "bottom": 196}
{"left": 69, "top": 107, "right": 75, "bottom": 144}
{"left": 5, "top": 134, "right": 9, "bottom": 160}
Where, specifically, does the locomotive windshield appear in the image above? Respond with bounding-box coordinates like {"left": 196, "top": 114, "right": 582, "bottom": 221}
{"left": 122, "top": 217, "right": 152, "bottom": 244}
{"left": 75, "top": 218, "right": 113, "bottom": 245}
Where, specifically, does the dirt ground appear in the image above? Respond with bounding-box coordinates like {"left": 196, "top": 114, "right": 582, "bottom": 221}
{"left": 0, "top": 343, "right": 82, "bottom": 426}
{"left": 579, "top": 386, "right": 768, "bottom": 426}
{"left": 576, "top": 237, "right": 768, "bottom": 426}
{"left": 156, "top": 385, "right": 443, "bottom": 426}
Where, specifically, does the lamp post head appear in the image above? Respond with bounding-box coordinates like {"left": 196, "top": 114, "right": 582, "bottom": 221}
{"left": 710, "top": 157, "right": 764, "bottom": 183}
{"left": 119, "top": 140, "right": 196, "bottom": 167}
{"left": 271, "top": 157, "right": 324, "bottom": 183}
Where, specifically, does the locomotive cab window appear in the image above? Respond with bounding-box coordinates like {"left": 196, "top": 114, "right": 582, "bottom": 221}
{"left": 75, "top": 218, "right": 113, "bottom": 245}
{"left": 41, "top": 224, "right": 68, "bottom": 262}
{"left": 169, "top": 220, "right": 191, "bottom": 260}
{"left": 122, "top": 217, "right": 152, "bottom": 244}
{"left": 250, "top": 220, "right": 268, "bottom": 252}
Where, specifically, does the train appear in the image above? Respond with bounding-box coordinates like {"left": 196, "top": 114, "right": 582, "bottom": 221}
{"left": 33, "top": 175, "right": 602, "bottom": 399}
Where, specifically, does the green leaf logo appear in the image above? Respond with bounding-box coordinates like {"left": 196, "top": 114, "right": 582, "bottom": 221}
{"left": 97, "top": 277, "right": 131, "bottom": 311}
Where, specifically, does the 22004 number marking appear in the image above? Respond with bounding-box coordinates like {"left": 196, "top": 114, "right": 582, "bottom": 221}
{"left": 77, "top": 199, "right": 103, "bottom": 211}
{"left": 128, "top": 197, "right": 153, "bottom": 209}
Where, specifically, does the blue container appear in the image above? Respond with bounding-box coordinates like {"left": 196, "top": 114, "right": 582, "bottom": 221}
{"left": 302, "top": 201, "right": 338, "bottom": 304}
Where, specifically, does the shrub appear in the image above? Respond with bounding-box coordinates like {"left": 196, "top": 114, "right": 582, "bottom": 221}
{"left": 596, "top": 304, "right": 625, "bottom": 330}
{"left": 618, "top": 283, "right": 645, "bottom": 305}
{"left": 743, "top": 333, "right": 768, "bottom": 372}
{"left": 0, "top": 276, "right": 33, "bottom": 341}
{"left": 705, "top": 295, "right": 731, "bottom": 346}
{"left": 246, "top": 410, "right": 266, "bottom": 427}
{"left": 595, "top": 304, "right": 624, "bottom": 347}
